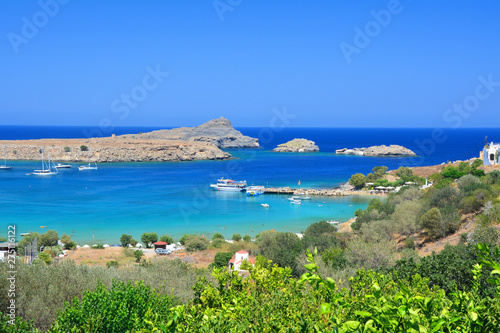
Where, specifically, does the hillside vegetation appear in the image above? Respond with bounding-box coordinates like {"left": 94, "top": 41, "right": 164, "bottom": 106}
{"left": 2, "top": 162, "right": 500, "bottom": 331}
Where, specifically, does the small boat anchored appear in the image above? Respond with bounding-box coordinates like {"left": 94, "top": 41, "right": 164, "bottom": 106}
{"left": 0, "top": 145, "right": 13, "bottom": 171}
{"left": 55, "top": 163, "right": 72, "bottom": 169}
{"left": 261, "top": 203, "right": 270, "bottom": 208}
{"left": 79, "top": 149, "right": 97, "bottom": 170}
{"left": 30, "top": 149, "right": 58, "bottom": 176}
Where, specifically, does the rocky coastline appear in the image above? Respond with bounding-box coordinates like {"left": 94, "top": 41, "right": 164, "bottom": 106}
{"left": 272, "top": 138, "right": 319, "bottom": 152}
{"left": 335, "top": 145, "right": 416, "bottom": 157}
{"left": 0, "top": 138, "right": 231, "bottom": 163}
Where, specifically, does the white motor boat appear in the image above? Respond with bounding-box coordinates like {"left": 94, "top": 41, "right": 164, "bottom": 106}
{"left": 55, "top": 163, "right": 72, "bottom": 169}
{"left": 210, "top": 177, "right": 247, "bottom": 191}
{"left": 79, "top": 163, "right": 97, "bottom": 171}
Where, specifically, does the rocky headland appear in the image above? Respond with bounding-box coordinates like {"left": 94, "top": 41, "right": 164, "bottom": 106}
{"left": 0, "top": 138, "right": 230, "bottom": 163}
{"left": 272, "top": 139, "right": 319, "bottom": 152}
{"left": 335, "top": 145, "right": 416, "bottom": 157}
{"left": 121, "top": 117, "right": 259, "bottom": 149}
{"left": 0, "top": 117, "right": 264, "bottom": 162}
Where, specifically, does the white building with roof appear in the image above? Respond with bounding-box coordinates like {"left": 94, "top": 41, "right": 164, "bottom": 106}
{"left": 228, "top": 250, "right": 255, "bottom": 271}
{"left": 482, "top": 142, "right": 500, "bottom": 166}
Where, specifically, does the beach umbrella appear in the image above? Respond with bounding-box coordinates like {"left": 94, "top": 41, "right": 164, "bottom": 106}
{"left": 375, "top": 186, "right": 385, "bottom": 190}
{"left": 405, "top": 182, "right": 415, "bottom": 185}
{"left": 386, "top": 186, "right": 395, "bottom": 190}
{"left": 136, "top": 243, "right": 143, "bottom": 248}
{"left": 103, "top": 244, "right": 109, "bottom": 248}
{"left": 83, "top": 244, "right": 89, "bottom": 248}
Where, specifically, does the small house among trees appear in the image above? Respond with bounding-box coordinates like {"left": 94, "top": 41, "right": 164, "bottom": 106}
{"left": 228, "top": 250, "right": 255, "bottom": 271}
{"left": 153, "top": 241, "right": 168, "bottom": 250}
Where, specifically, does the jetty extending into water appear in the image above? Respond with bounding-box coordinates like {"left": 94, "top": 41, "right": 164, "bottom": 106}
{"left": 264, "top": 187, "right": 350, "bottom": 196}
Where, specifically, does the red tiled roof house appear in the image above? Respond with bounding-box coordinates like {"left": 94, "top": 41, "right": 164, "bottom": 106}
{"left": 228, "top": 250, "right": 255, "bottom": 271}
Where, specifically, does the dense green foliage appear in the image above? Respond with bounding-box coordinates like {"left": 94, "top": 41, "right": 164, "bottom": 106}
{"left": 349, "top": 173, "right": 366, "bottom": 189}
{"left": 185, "top": 235, "right": 210, "bottom": 252}
{"left": 0, "top": 259, "right": 200, "bottom": 330}
{"left": 141, "top": 232, "right": 158, "bottom": 248}
{"left": 212, "top": 232, "right": 225, "bottom": 241}
{"left": 120, "top": 234, "right": 137, "bottom": 247}
{"left": 210, "top": 252, "right": 234, "bottom": 270}
{"left": 160, "top": 234, "right": 174, "bottom": 244}
{"left": 50, "top": 280, "right": 174, "bottom": 332}
{"left": 4, "top": 244, "right": 499, "bottom": 332}
{"left": 232, "top": 233, "right": 242, "bottom": 242}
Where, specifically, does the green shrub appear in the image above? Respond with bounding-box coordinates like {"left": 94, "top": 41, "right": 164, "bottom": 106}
{"left": 63, "top": 146, "right": 71, "bottom": 152}
{"left": 211, "top": 238, "right": 225, "bottom": 248}
{"left": 160, "top": 234, "right": 174, "bottom": 244}
{"left": 133, "top": 249, "right": 143, "bottom": 262}
{"left": 37, "top": 252, "right": 52, "bottom": 265}
{"left": 80, "top": 145, "right": 88, "bottom": 151}
{"left": 106, "top": 261, "right": 119, "bottom": 269}
{"left": 212, "top": 232, "right": 225, "bottom": 241}
{"left": 185, "top": 235, "right": 210, "bottom": 252}
{"left": 120, "top": 234, "right": 133, "bottom": 247}
{"left": 240, "top": 259, "right": 253, "bottom": 270}
{"left": 91, "top": 244, "right": 104, "bottom": 249}
{"left": 179, "top": 233, "right": 196, "bottom": 245}
{"left": 232, "top": 233, "right": 242, "bottom": 242}
{"left": 51, "top": 280, "right": 173, "bottom": 332}
{"left": 349, "top": 173, "right": 366, "bottom": 189}
{"left": 404, "top": 237, "right": 415, "bottom": 249}
{"left": 243, "top": 234, "right": 251, "bottom": 242}
{"left": 212, "top": 252, "right": 234, "bottom": 269}
{"left": 39, "top": 230, "right": 58, "bottom": 247}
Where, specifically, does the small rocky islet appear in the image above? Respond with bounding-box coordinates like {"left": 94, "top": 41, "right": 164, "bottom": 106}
{"left": 335, "top": 145, "right": 417, "bottom": 157}
{"left": 272, "top": 138, "right": 319, "bottom": 152}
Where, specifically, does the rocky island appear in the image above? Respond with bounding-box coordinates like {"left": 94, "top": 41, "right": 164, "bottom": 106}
{"left": 0, "top": 117, "right": 260, "bottom": 163}
{"left": 335, "top": 145, "right": 416, "bottom": 157}
{"left": 272, "top": 139, "right": 319, "bottom": 152}
{"left": 122, "top": 117, "right": 259, "bottom": 148}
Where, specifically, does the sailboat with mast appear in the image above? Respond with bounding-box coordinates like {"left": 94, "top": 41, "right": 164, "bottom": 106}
{"left": 79, "top": 149, "right": 97, "bottom": 171}
{"left": 30, "top": 148, "right": 58, "bottom": 176}
{"left": 0, "top": 145, "right": 13, "bottom": 170}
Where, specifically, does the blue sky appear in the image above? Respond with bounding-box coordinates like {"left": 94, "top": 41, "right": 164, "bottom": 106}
{"left": 1, "top": 1, "right": 500, "bottom": 128}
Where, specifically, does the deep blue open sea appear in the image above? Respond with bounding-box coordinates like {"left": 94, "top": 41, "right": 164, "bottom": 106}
{"left": 1, "top": 126, "right": 499, "bottom": 245}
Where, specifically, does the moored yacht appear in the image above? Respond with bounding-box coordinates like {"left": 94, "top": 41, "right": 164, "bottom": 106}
{"left": 210, "top": 177, "right": 247, "bottom": 191}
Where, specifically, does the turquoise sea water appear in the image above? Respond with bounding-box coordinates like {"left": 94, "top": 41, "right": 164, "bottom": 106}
{"left": 2, "top": 127, "right": 499, "bottom": 244}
